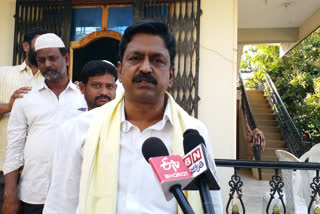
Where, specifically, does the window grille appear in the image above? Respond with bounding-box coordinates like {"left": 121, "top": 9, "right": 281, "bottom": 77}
{"left": 13, "top": 0, "right": 72, "bottom": 65}
{"left": 144, "top": 0, "right": 201, "bottom": 117}
{"left": 13, "top": 0, "right": 201, "bottom": 117}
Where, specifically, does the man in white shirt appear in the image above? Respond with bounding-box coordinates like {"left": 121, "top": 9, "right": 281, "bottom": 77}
{"left": 43, "top": 60, "right": 118, "bottom": 213}
{"left": 78, "top": 60, "right": 118, "bottom": 111}
{"left": 44, "top": 22, "right": 223, "bottom": 214}
{"left": 2, "top": 33, "right": 87, "bottom": 214}
{"left": 0, "top": 28, "right": 47, "bottom": 211}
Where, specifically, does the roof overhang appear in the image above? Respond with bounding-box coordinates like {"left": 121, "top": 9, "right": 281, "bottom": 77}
{"left": 238, "top": 0, "right": 320, "bottom": 56}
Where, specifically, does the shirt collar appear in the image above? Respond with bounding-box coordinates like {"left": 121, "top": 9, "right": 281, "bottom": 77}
{"left": 35, "top": 79, "right": 76, "bottom": 91}
{"left": 120, "top": 97, "right": 173, "bottom": 133}
{"left": 18, "top": 61, "right": 29, "bottom": 72}
{"left": 20, "top": 61, "right": 42, "bottom": 76}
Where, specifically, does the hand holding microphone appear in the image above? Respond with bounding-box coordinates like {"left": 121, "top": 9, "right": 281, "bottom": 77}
{"left": 142, "top": 137, "right": 195, "bottom": 214}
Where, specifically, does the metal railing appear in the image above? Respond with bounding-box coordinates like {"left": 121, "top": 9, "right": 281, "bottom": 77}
{"left": 216, "top": 159, "right": 320, "bottom": 214}
{"left": 262, "top": 73, "right": 309, "bottom": 157}
{"left": 238, "top": 72, "right": 262, "bottom": 179}
{"left": 239, "top": 72, "right": 257, "bottom": 131}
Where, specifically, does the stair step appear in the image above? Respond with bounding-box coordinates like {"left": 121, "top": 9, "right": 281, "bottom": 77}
{"left": 260, "top": 155, "right": 278, "bottom": 161}
{"left": 246, "top": 90, "right": 264, "bottom": 94}
{"left": 251, "top": 108, "right": 273, "bottom": 114}
{"left": 258, "top": 126, "right": 281, "bottom": 133}
{"left": 254, "top": 114, "right": 276, "bottom": 120}
{"left": 248, "top": 99, "right": 268, "bottom": 104}
{"left": 264, "top": 133, "right": 283, "bottom": 140}
{"left": 250, "top": 103, "right": 270, "bottom": 108}
{"left": 248, "top": 94, "right": 266, "bottom": 100}
{"left": 263, "top": 147, "right": 288, "bottom": 156}
{"left": 251, "top": 106, "right": 272, "bottom": 111}
{"left": 256, "top": 120, "right": 278, "bottom": 126}
{"left": 266, "top": 140, "right": 286, "bottom": 148}
{"left": 248, "top": 95, "right": 266, "bottom": 100}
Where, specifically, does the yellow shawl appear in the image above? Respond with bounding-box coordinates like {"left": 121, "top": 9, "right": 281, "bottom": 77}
{"left": 78, "top": 92, "right": 202, "bottom": 214}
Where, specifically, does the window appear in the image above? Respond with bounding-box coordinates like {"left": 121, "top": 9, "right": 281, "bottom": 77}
{"left": 70, "top": 6, "right": 132, "bottom": 41}
{"left": 70, "top": 8, "right": 102, "bottom": 41}
{"left": 108, "top": 7, "right": 132, "bottom": 34}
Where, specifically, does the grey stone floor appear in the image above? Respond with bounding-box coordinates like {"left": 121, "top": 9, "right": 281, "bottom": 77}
{"left": 231, "top": 168, "right": 271, "bottom": 214}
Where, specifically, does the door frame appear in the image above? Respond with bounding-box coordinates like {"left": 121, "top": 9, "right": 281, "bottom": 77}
{"left": 68, "top": 29, "right": 122, "bottom": 79}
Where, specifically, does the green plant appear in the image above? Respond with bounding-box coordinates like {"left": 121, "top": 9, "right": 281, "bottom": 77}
{"left": 232, "top": 204, "right": 240, "bottom": 214}
{"left": 272, "top": 205, "right": 280, "bottom": 214}
{"left": 240, "top": 28, "right": 320, "bottom": 136}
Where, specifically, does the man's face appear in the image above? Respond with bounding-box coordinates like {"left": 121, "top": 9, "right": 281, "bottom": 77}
{"left": 118, "top": 33, "right": 174, "bottom": 104}
{"left": 36, "top": 48, "right": 69, "bottom": 81}
{"left": 80, "top": 73, "right": 117, "bottom": 110}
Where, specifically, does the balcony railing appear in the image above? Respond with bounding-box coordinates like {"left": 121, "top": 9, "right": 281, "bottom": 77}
{"left": 216, "top": 159, "right": 320, "bottom": 214}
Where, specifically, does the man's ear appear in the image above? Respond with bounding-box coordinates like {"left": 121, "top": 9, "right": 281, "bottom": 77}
{"left": 64, "top": 53, "right": 70, "bottom": 66}
{"left": 79, "top": 82, "right": 86, "bottom": 94}
{"left": 168, "top": 67, "right": 175, "bottom": 88}
{"left": 23, "top": 42, "right": 29, "bottom": 53}
{"left": 117, "top": 61, "right": 122, "bottom": 83}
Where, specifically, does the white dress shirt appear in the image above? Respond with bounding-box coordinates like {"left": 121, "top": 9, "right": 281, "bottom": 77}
{"left": 0, "top": 61, "right": 44, "bottom": 170}
{"left": 3, "top": 80, "right": 87, "bottom": 204}
{"left": 43, "top": 99, "right": 223, "bottom": 214}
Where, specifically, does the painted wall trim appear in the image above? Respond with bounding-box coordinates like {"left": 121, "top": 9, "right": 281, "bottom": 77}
{"left": 280, "top": 8, "right": 320, "bottom": 57}
{"left": 238, "top": 27, "right": 298, "bottom": 45}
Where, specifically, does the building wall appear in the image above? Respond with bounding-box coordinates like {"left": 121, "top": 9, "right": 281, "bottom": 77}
{"left": 0, "top": 0, "right": 16, "bottom": 66}
{"left": 199, "top": 0, "right": 238, "bottom": 207}
{"left": 0, "top": 0, "right": 238, "bottom": 207}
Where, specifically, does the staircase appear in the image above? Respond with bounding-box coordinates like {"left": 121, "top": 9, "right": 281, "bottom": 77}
{"left": 246, "top": 90, "right": 288, "bottom": 179}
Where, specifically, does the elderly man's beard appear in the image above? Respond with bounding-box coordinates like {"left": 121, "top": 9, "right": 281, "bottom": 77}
{"left": 41, "top": 67, "right": 67, "bottom": 81}
{"left": 28, "top": 46, "right": 38, "bottom": 67}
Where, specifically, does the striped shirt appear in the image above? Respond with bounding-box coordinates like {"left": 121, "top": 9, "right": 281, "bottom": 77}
{"left": 0, "top": 61, "right": 44, "bottom": 170}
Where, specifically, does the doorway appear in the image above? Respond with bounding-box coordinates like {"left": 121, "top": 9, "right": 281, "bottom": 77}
{"left": 68, "top": 30, "right": 122, "bottom": 81}
{"left": 71, "top": 37, "right": 119, "bottom": 81}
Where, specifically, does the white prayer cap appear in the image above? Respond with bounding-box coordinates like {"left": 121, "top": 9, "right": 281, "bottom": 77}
{"left": 35, "top": 33, "right": 65, "bottom": 51}
{"left": 102, "top": 60, "right": 116, "bottom": 67}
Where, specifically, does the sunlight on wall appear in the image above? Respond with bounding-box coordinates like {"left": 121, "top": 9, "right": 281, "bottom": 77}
{"left": 199, "top": 0, "right": 238, "bottom": 207}
{"left": 0, "top": 0, "right": 16, "bottom": 66}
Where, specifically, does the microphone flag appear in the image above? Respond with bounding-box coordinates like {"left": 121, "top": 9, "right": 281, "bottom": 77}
{"left": 149, "top": 155, "right": 193, "bottom": 200}
{"left": 182, "top": 144, "right": 220, "bottom": 190}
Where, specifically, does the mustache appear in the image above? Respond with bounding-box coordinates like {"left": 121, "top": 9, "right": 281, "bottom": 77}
{"left": 132, "top": 72, "right": 158, "bottom": 85}
{"left": 95, "top": 95, "right": 111, "bottom": 102}
{"left": 44, "top": 67, "right": 58, "bottom": 73}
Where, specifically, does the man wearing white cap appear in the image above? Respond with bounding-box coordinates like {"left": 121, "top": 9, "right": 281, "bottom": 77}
{"left": 2, "top": 33, "right": 87, "bottom": 214}
{"left": 0, "top": 27, "right": 48, "bottom": 212}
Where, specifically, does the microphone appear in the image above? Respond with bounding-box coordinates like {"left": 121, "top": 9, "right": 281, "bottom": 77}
{"left": 182, "top": 129, "right": 220, "bottom": 214}
{"left": 142, "top": 137, "right": 195, "bottom": 214}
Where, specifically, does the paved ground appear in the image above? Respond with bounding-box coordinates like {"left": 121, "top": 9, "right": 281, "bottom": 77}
{"left": 230, "top": 168, "right": 272, "bottom": 214}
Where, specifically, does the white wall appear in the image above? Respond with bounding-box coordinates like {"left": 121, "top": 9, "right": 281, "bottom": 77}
{"left": 199, "top": 0, "right": 238, "bottom": 207}
{"left": 0, "top": 0, "right": 16, "bottom": 66}
{"left": 0, "top": 0, "right": 238, "bottom": 208}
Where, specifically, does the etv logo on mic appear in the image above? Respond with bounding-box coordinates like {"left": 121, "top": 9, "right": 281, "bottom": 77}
{"left": 150, "top": 156, "right": 192, "bottom": 181}
{"left": 149, "top": 155, "right": 193, "bottom": 200}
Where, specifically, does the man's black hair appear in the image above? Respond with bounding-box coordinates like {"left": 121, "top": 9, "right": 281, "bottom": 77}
{"left": 119, "top": 21, "right": 176, "bottom": 68}
{"left": 23, "top": 27, "right": 48, "bottom": 45}
{"left": 59, "top": 48, "right": 68, "bottom": 56}
{"left": 80, "top": 60, "right": 118, "bottom": 84}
